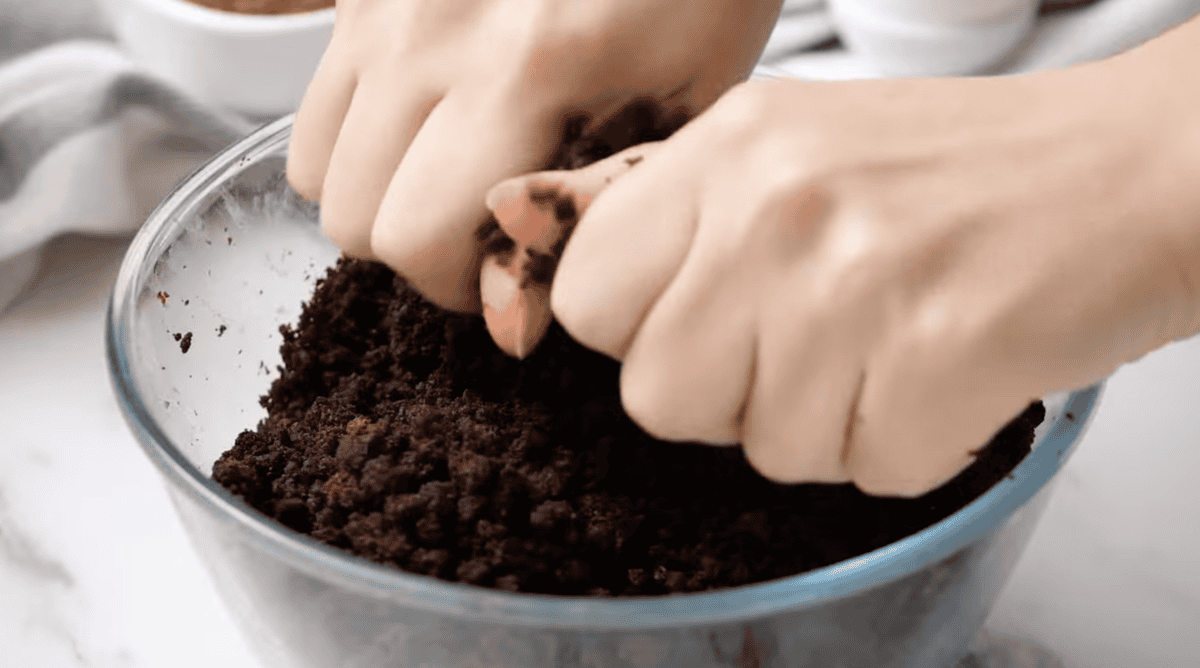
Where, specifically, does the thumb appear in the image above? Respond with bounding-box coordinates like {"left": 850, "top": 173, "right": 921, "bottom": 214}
{"left": 479, "top": 142, "right": 663, "bottom": 358}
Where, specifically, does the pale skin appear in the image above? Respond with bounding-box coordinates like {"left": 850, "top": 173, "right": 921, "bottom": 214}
{"left": 287, "top": 0, "right": 784, "bottom": 309}
{"left": 289, "top": 2, "right": 1200, "bottom": 497}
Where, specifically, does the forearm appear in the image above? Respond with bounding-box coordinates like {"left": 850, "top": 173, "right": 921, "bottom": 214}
{"left": 1085, "top": 15, "right": 1200, "bottom": 341}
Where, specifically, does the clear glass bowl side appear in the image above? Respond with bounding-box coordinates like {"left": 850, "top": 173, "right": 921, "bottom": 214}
{"left": 162, "top": 457, "right": 1063, "bottom": 668}
{"left": 106, "top": 115, "right": 1104, "bottom": 644}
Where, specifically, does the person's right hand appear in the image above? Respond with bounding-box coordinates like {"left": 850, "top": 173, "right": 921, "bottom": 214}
{"left": 481, "top": 49, "right": 1200, "bottom": 496}
{"left": 286, "top": 0, "right": 784, "bottom": 312}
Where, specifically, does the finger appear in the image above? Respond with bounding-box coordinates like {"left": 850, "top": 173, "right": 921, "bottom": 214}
{"left": 479, "top": 144, "right": 664, "bottom": 357}
{"left": 550, "top": 147, "right": 698, "bottom": 359}
{"left": 616, "top": 210, "right": 757, "bottom": 444}
{"left": 372, "top": 90, "right": 555, "bottom": 312}
{"left": 740, "top": 319, "right": 860, "bottom": 485}
{"left": 734, "top": 190, "right": 861, "bottom": 484}
{"left": 479, "top": 251, "right": 553, "bottom": 359}
{"left": 484, "top": 142, "right": 663, "bottom": 252}
{"left": 848, "top": 317, "right": 1035, "bottom": 497}
{"left": 287, "top": 47, "right": 357, "bottom": 202}
{"left": 319, "top": 72, "right": 444, "bottom": 259}
{"left": 476, "top": 184, "right": 562, "bottom": 358}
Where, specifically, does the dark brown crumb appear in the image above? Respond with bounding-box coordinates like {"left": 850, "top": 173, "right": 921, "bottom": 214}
{"left": 213, "top": 99, "right": 1044, "bottom": 596}
{"left": 180, "top": 332, "right": 193, "bottom": 354}
{"left": 212, "top": 257, "right": 1042, "bottom": 596}
{"left": 157, "top": 291, "right": 169, "bottom": 305}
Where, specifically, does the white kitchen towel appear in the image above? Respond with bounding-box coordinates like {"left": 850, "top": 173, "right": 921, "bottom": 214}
{"left": 1, "top": 0, "right": 1197, "bottom": 314}
{"left": 0, "top": 40, "right": 253, "bottom": 313}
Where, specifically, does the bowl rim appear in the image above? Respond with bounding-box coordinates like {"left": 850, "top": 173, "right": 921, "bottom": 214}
{"left": 124, "top": 0, "right": 335, "bottom": 33}
{"left": 106, "top": 114, "right": 1105, "bottom": 630}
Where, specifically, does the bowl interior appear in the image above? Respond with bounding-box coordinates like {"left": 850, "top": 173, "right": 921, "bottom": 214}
{"left": 107, "top": 116, "right": 1101, "bottom": 629}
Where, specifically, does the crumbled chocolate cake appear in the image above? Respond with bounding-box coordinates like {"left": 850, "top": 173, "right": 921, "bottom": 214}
{"left": 213, "top": 99, "right": 1044, "bottom": 596}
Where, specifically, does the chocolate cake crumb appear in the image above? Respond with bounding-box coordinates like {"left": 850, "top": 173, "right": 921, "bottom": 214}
{"left": 212, "top": 257, "right": 1042, "bottom": 596}
{"left": 213, "top": 99, "right": 1044, "bottom": 596}
{"left": 179, "top": 332, "right": 193, "bottom": 354}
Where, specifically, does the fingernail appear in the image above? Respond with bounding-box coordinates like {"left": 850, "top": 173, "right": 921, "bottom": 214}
{"left": 485, "top": 178, "right": 525, "bottom": 212}
{"left": 480, "top": 254, "right": 551, "bottom": 359}
{"left": 480, "top": 254, "right": 522, "bottom": 356}
{"left": 513, "top": 283, "right": 552, "bottom": 359}
{"left": 490, "top": 182, "right": 568, "bottom": 257}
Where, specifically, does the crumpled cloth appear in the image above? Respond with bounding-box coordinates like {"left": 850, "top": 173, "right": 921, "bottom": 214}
{"left": 1, "top": 0, "right": 1196, "bottom": 313}
{"left": 0, "top": 42, "right": 255, "bottom": 311}
{"left": 760, "top": 0, "right": 1199, "bottom": 79}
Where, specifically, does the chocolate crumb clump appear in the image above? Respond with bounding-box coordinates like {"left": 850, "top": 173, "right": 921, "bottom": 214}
{"left": 212, "top": 257, "right": 1042, "bottom": 595}
{"left": 213, "top": 99, "right": 1044, "bottom": 596}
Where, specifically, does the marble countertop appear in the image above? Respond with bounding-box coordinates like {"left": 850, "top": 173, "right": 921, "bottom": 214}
{"left": 2, "top": 233, "right": 1198, "bottom": 668}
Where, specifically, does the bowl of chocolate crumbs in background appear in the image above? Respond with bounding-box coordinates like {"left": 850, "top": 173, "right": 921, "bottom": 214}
{"left": 107, "top": 111, "right": 1103, "bottom": 668}
{"left": 96, "top": 0, "right": 334, "bottom": 118}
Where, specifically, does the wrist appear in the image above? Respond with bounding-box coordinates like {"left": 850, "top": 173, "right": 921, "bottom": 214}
{"left": 1138, "top": 31, "right": 1200, "bottom": 336}
{"left": 1082, "top": 34, "right": 1200, "bottom": 341}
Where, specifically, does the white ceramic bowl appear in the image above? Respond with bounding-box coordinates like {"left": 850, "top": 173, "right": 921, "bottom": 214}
{"left": 97, "top": 0, "right": 334, "bottom": 118}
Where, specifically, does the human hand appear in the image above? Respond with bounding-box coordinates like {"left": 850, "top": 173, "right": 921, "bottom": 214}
{"left": 485, "top": 67, "right": 1200, "bottom": 496}
{"left": 286, "top": 0, "right": 784, "bottom": 311}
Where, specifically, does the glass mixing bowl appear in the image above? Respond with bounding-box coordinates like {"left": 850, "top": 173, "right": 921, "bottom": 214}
{"left": 106, "top": 115, "right": 1102, "bottom": 668}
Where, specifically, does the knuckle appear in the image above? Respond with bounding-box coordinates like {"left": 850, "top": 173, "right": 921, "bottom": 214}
{"left": 739, "top": 400, "right": 854, "bottom": 486}
{"left": 739, "top": 434, "right": 837, "bottom": 486}
{"left": 852, "top": 462, "right": 954, "bottom": 499}
{"left": 850, "top": 471, "right": 905, "bottom": 497}
{"left": 511, "top": 41, "right": 595, "bottom": 114}
{"left": 739, "top": 439, "right": 784, "bottom": 483}
{"left": 548, "top": 270, "right": 608, "bottom": 354}
{"left": 897, "top": 295, "right": 976, "bottom": 375}
{"left": 319, "top": 212, "right": 368, "bottom": 258}
{"left": 367, "top": 218, "right": 401, "bottom": 259}
{"left": 286, "top": 166, "right": 321, "bottom": 203}
{"left": 619, "top": 363, "right": 688, "bottom": 443}
{"left": 285, "top": 143, "right": 325, "bottom": 202}
{"left": 369, "top": 225, "right": 475, "bottom": 312}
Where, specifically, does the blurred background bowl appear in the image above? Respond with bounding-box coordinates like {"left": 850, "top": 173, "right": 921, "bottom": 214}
{"left": 106, "top": 115, "right": 1103, "bottom": 668}
{"left": 828, "top": 0, "right": 1040, "bottom": 76}
{"left": 96, "top": 0, "right": 333, "bottom": 118}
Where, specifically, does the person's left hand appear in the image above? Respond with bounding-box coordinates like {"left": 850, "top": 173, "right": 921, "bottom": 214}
{"left": 286, "top": 0, "right": 784, "bottom": 312}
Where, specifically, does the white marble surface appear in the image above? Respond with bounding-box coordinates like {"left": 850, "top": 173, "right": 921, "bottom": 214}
{"left": 2, "top": 233, "right": 1199, "bottom": 668}
{"left": 4, "top": 0, "right": 1200, "bottom": 664}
